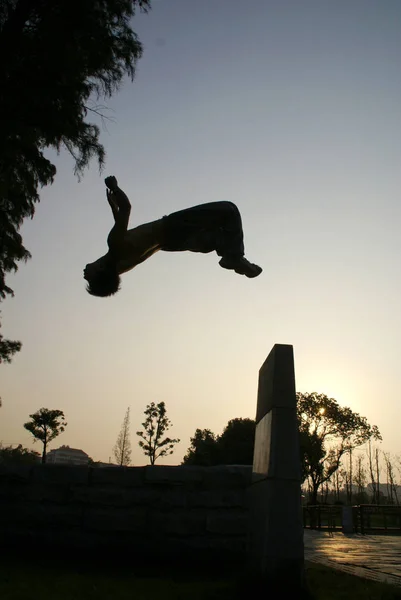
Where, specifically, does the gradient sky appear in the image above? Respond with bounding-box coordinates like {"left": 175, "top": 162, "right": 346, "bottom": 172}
{"left": 1, "top": 0, "right": 401, "bottom": 465}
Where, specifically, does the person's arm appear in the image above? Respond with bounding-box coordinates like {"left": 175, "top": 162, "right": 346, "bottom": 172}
{"left": 105, "top": 176, "right": 131, "bottom": 251}
{"left": 106, "top": 189, "right": 119, "bottom": 221}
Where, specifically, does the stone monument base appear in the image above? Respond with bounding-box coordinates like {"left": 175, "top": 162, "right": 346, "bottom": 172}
{"left": 247, "top": 344, "right": 305, "bottom": 592}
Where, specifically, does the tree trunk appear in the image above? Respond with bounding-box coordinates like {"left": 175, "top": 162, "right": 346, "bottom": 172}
{"left": 41, "top": 440, "right": 47, "bottom": 464}
{"left": 324, "top": 482, "right": 329, "bottom": 504}
{"left": 368, "top": 441, "right": 376, "bottom": 503}
{"left": 311, "top": 481, "right": 319, "bottom": 505}
{"left": 386, "top": 463, "right": 391, "bottom": 504}
{"left": 335, "top": 471, "right": 340, "bottom": 502}
{"left": 349, "top": 449, "right": 353, "bottom": 505}
{"left": 393, "top": 484, "right": 399, "bottom": 506}
{"left": 343, "top": 471, "right": 350, "bottom": 504}
{"left": 386, "top": 454, "right": 399, "bottom": 506}
{"left": 330, "top": 476, "right": 336, "bottom": 503}
{"left": 307, "top": 479, "right": 312, "bottom": 501}
{"left": 356, "top": 456, "right": 364, "bottom": 497}
{"left": 375, "top": 448, "right": 380, "bottom": 505}
{"left": 309, "top": 481, "right": 320, "bottom": 529}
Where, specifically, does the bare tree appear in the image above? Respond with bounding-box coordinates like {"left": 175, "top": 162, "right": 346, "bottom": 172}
{"left": 383, "top": 453, "right": 399, "bottom": 506}
{"left": 341, "top": 467, "right": 350, "bottom": 504}
{"left": 330, "top": 472, "right": 337, "bottom": 502}
{"left": 354, "top": 454, "right": 367, "bottom": 503}
{"left": 350, "top": 448, "right": 354, "bottom": 503}
{"left": 375, "top": 447, "right": 381, "bottom": 505}
{"left": 367, "top": 440, "right": 377, "bottom": 503}
{"left": 322, "top": 480, "right": 330, "bottom": 504}
{"left": 344, "top": 449, "right": 354, "bottom": 504}
{"left": 333, "top": 470, "right": 342, "bottom": 503}
{"left": 113, "top": 407, "right": 132, "bottom": 466}
{"left": 396, "top": 455, "right": 401, "bottom": 486}
{"left": 384, "top": 452, "right": 392, "bottom": 503}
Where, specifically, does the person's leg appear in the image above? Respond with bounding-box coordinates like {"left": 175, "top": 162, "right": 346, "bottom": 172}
{"left": 162, "top": 202, "right": 262, "bottom": 278}
{"left": 161, "top": 201, "right": 241, "bottom": 253}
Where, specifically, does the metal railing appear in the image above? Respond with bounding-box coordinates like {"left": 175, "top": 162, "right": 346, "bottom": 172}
{"left": 355, "top": 505, "right": 401, "bottom": 534}
{"left": 303, "top": 504, "right": 401, "bottom": 535}
{"left": 303, "top": 505, "right": 343, "bottom": 532}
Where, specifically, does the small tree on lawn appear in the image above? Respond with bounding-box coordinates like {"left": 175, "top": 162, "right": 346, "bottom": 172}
{"left": 113, "top": 407, "right": 132, "bottom": 466}
{"left": 24, "top": 408, "right": 67, "bottom": 463}
{"left": 136, "top": 402, "right": 180, "bottom": 465}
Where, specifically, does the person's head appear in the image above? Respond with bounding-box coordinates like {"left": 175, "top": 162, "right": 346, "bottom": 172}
{"left": 84, "top": 258, "right": 121, "bottom": 297}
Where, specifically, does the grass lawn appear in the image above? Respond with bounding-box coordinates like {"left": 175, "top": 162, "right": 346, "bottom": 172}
{"left": 305, "top": 563, "right": 401, "bottom": 600}
{"left": 0, "top": 559, "right": 400, "bottom": 599}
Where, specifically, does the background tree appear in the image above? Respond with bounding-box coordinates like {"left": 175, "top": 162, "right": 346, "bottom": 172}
{"left": 341, "top": 449, "right": 355, "bottom": 505}
{"left": 299, "top": 426, "right": 325, "bottom": 485}
{"left": 332, "top": 470, "right": 342, "bottom": 504}
{"left": 0, "top": 443, "right": 40, "bottom": 465}
{"left": 348, "top": 448, "right": 354, "bottom": 504}
{"left": 396, "top": 455, "right": 401, "bottom": 484}
{"left": 0, "top": 0, "right": 150, "bottom": 344}
{"left": 367, "top": 440, "right": 378, "bottom": 503}
{"left": 298, "top": 392, "right": 381, "bottom": 504}
{"left": 23, "top": 408, "right": 67, "bottom": 463}
{"left": 341, "top": 466, "right": 351, "bottom": 505}
{"left": 329, "top": 471, "right": 338, "bottom": 503}
{"left": 183, "top": 429, "right": 219, "bottom": 466}
{"left": 183, "top": 418, "right": 255, "bottom": 466}
{"left": 375, "top": 447, "right": 381, "bottom": 504}
{"left": 0, "top": 314, "right": 22, "bottom": 404}
{"left": 218, "top": 418, "right": 255, "bottom": 465}
{"left": 0, "top": 314, "right": 22, "bottom": 364}
{"left": 383, "top": 453, "right": 398, "bottom": 505}
{"left": 136, "top": 402, "right": 180, "bottom": 465}
{"left": 183, "top": 394, "right": 382, "bottom": 502}
{"left": 354, "top": 454, "right": 368, "bottom": 504}
{"left": 113, "top": 407, "right": 132, "bottom": 466}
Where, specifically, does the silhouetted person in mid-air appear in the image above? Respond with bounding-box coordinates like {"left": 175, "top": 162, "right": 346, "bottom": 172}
{"left": 84, "top": 176, "right": 262, "bottom": 297}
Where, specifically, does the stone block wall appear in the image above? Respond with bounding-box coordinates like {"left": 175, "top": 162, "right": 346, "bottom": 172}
{"left": 0, "top": 464, "right": 251, "bottom": 565}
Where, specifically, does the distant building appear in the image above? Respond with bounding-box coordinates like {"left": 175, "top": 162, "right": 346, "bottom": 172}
{"left": 47, "top": 445, "right": 89, "bottom": 466}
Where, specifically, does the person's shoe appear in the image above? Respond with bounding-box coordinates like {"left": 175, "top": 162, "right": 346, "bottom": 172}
{"left": 219, "top": 256, "right": 263, "bottom": 278}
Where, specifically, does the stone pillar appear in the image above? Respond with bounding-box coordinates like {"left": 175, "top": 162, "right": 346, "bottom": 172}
{"left": 247, "top": 344, "right": 304, "bottom": 589}
{"left": 342, "top": 506, "right": 354, "bottom": 533}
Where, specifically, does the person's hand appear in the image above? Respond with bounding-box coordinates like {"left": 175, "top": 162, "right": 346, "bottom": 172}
{"left": 105, "top": 175, "right": 118, "bottom": 191}
{"left": 106, "top": 189, "right": 118, "bottom": 210}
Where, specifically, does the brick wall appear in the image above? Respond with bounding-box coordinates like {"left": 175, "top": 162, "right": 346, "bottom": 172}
{"left": 0, "top": 464, "right": 252, "bottom": 565}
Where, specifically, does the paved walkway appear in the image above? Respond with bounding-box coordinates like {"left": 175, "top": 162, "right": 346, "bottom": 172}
{"left": 304, "top": 530, "right": 401, "bottom": 587}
